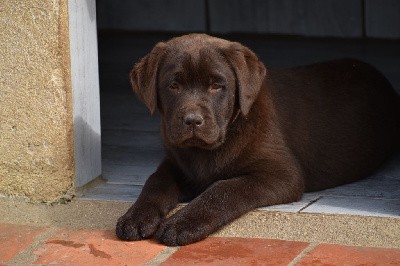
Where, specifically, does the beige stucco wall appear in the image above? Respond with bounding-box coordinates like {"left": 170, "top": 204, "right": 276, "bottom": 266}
{"left": 0, "top": 0, "right": 74, "bottom": 202}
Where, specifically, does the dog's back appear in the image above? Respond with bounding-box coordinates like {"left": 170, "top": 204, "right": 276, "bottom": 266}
{"left": 269, "top": 59, "right": 400, "bottom": 191}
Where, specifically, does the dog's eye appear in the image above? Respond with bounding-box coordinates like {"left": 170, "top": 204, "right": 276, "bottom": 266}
{"left": 209, "top": 83, "right": 224, "bottom": 92}
{"left": 169, "top": 82, "right": 180, "bottom": 91}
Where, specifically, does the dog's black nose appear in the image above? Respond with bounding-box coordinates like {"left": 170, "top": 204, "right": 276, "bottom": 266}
{"left": 184, "top": 113, "right": 204, "bottom": 127}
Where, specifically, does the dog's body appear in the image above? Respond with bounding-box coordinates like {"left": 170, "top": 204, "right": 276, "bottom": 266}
{"left": 117, "top": 34, "right": 400, "bottom": 246}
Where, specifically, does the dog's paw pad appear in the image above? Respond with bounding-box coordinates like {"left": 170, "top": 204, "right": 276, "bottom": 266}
{"left": 155, "top": 222, "right": 180, "bottom": 246}
{"left": 116, "top": 213, "right": 161, "bottom": 241}
{"left": 155, "top": 219, "right": 207, "bottom": 246}
{"left": 116, "top": 218, "right": 142, "bottom": 241}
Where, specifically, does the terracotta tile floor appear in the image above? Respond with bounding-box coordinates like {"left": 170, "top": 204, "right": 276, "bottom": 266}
{"left": 2, "top": 223, "right": 400, "bottom": 265}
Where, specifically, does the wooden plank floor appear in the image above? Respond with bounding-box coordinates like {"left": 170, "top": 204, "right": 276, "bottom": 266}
{"left": 81, "top": 32, "right": 400, "bottom": 217}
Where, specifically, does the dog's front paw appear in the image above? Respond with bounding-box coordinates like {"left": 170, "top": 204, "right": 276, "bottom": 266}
{"left": 155, "top": 213, "right": 210, "bottom": 246}
{"left": 116, "top": 209, "right": 161, "bottom": 241}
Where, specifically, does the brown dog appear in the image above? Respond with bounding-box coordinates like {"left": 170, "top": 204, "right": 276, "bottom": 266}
{"left": 116, "top": 34, "right": 400, "bottom": 246}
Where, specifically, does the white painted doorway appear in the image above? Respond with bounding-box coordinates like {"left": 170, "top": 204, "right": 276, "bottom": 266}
{"left": 68, "top": 0, "right": 102, "bottom": 187}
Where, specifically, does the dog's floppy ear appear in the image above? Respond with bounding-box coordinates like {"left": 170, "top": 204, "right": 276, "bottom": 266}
{"left": 223, "top": 43, "right": 267, "bottom": 116}
{"left": 129, "top": 42, "right": 167, "bottom": 115}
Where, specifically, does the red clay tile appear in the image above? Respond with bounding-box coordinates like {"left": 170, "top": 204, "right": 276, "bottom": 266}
{"left": 162, "top": 237, "right": 308, "bottom": 266}
{"left": 33, "top": 229, "right": 166, "bottom": 265}
{"left": 298, "top": 243, "right": 400, "bottom": 265}
{"left": 0, "top": 223, "right": 45, "bottom": 263}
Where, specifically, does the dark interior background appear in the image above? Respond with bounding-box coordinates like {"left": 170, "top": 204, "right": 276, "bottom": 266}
{"left": 96, "top": 0, "right": 400, "bottom": 93}
{"left": 96, "top": 0, "right": 400, "bottom": 39}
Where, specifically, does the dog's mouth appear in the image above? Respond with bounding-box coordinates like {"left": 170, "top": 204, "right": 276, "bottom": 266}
{"left": 180, "top": 137, "right": 215, "bottom": 149}
{"left": 175, "top": 131, "right": 224, "bottom": 150}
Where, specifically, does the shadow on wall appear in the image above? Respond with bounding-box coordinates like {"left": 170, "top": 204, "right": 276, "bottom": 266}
{"left": 73, "top": 116, "right": 102, "bottom": 187}
{"left": 85, "top": 0, "right": 96, "bottom": 22}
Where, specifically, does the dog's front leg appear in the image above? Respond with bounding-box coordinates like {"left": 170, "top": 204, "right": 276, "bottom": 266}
{"left": 116, "top": 159, "right": 180, "bottom": 241}
{"left": 155, "top": 164, "right": 303, "bottom": 246}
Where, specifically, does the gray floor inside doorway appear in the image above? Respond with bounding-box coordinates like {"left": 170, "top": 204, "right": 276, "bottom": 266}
{"left": 81, "top": 32, "right": 400, "bottom": 218}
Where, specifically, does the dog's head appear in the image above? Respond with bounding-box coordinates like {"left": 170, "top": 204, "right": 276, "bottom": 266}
{"left": 130, "top": 34, "right": 266, "bottom": 149}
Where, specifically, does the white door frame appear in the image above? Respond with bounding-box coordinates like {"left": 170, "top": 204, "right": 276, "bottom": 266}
{"left": 68, "top": 0, "right": 102, "bottom": 187}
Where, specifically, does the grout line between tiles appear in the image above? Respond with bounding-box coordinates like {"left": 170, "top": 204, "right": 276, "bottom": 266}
{"left": 105, "top": 181, "right": 145, "bottom": 186}
{"left": 143, "top": 246, "right": 180, "bottom": 266}
{"left": 288, "top": 242, "right": 319, "bottom": 266}
{"left": 306, "top": 194, "right": 400, "bottom": 201}
{"left": 298, "top": 196, "right": 322, "bottom": 213}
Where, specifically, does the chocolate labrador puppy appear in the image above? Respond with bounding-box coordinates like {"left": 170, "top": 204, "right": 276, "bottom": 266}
{"left": 116, "top": 34, "right": 400, "bottom": 246}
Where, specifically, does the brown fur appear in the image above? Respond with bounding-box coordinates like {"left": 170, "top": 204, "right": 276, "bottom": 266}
{"left": 116, "top": 34, "right": 400, "bottom": 246}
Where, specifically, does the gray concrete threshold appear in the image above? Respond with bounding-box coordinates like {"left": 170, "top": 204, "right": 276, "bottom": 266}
{"left": 1, "top": 197, "right": 399, "bottom": 249}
